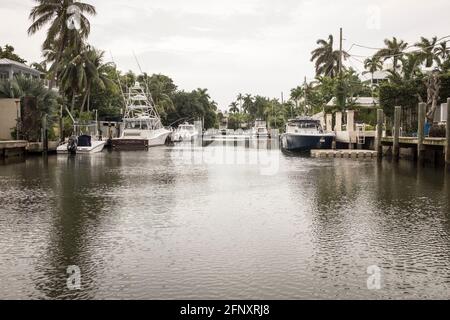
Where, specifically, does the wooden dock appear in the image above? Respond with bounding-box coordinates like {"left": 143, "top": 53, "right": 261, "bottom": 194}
{"left": 311, "top": 149, "right": 378, "bottom": 159}
{"left": 0, "top": 140, "right": 28, "bottom": 158}
{"left": 1, "top": 141, "right": 60, "bottom": 158}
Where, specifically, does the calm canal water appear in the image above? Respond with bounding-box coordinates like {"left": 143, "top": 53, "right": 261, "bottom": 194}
{"left": 1, "top": 140, "right": 450, "bottom": 299}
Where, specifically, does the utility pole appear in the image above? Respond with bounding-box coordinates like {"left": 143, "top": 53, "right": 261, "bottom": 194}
{"left": 339, "top": 27, "right": 343, "bottom": 77}
{"left": 303, "top": 76, "right": 308, "bottom": 115}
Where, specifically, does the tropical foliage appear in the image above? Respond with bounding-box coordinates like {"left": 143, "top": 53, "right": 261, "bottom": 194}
{"left": 0, "top": 44, "right": 27, "bottom": 63}
{"left": 310, "top": 35, "right": 349, "bottom": 78}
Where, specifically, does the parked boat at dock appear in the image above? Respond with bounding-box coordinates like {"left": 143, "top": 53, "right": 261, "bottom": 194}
{"left": 251, "top": 119, "right": 271, "bottom": 139}
{"left": 172, "top": 122, "right": 199, "bottom": 142}
{"left": 112, "top": 82, "right": 171, "bottom": 149}
{"left": 281, "top": 117, "right": 334, "bottom": 152}
{"left": 57, "top": 123, "right": 106, "bottom": 154}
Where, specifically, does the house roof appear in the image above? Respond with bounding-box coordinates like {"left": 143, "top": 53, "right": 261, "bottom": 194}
{"left": 0, "top": 58, "right": 42, "bottom": 75}
{"left": 326, "top": 97, "right": 379, "bottom": 108}
{"left": 360, "top": 70, "right": 390, "bottom": 82}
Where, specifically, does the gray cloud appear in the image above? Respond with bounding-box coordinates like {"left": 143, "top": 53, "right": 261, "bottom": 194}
{"left": 1, "top": 0, "right": 450, "bottom": 109}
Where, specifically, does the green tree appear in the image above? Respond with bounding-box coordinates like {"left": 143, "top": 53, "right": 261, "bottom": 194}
{"left": 363, "top": 56, "right": 383, "bottom": 84}
{"left": 242, "top": 94, "right": 253, "bottom": 114}
{"left": 415, "top": 36, "right": 440, "bottom": 68}
{"left": 80, "top": 47, "right": 116, "bottom": 113}
{"left": 290, "top": 86, "right": 304, "bottom": 112}
{"left": 236, "top": 93, "right": 244, "bottom": 112}
{"left": 311, "top": 35, "right": 349, "bottom": 78}
{"left": 28, "top": 0, "right": 96, "bottom": 86}
{"left": 375, "top": 37, "right": 408, "bottom": 71}
{"left": 0, "top": 44, "right": 27, "bottom": 63}
{"left": 229, "top": 102, "right": 239, "bottom": 113}
{"left": 0, "top": 76, "right": 59, "bottom": 140}
{"left": 434, "top": 42, "right": 450, "bottom": 63}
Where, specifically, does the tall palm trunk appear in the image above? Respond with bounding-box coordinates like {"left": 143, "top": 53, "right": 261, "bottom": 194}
{"left": 70, "top": 94, "right": 76, "bottom": 114}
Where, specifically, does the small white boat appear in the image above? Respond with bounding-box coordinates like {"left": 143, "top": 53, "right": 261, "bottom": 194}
{"left": 112, "top": 82, "right": 171, "bottom": 149}
{"left": 172, "top": 122, "right": 199, "bottom": 142}
{"left": 57, "top": 136, "right": 106, "bottom": 154}
{"left": 251, "top": 119, "right": 271, "bottom": 139}
{"left": 57, "top": 123, "right": 106, "bottom": 154}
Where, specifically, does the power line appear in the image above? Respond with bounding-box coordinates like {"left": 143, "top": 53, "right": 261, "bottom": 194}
{"left": 346, "top": 35, "right": 450, "bottom": 60}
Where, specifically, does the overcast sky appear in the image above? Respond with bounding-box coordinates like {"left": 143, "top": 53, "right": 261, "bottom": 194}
{"left": 1, "top": 0, "right": 449, "bottom": 109}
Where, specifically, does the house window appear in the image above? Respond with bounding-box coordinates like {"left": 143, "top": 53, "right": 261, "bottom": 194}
{"left": 0, "top": 72, "right": 9, "bottom": 80}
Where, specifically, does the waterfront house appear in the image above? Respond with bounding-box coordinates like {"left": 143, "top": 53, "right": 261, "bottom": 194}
{"left": 0, "top": 99, "right": 20, "bottom": 140}
{"left": 323, "top": 97, "right": 380, "bottom": 149}
{"left": 0, "top": 58, "right": 41, "bottom": 80}
{"left": 0, "top": 59, "right": 44, "bottom": 140}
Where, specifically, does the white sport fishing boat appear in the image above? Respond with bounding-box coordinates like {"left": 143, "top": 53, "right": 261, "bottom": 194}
{"left": 251, "top": 119, "right": 271, "bottom": 139}
{"left": 112, "top": 82, "right": 171, "bottom": 149}
{"left": 172, "top": 122, "right": 199, "bottom": 142}
{"left": 57, "top": 123, "right": 106, "bottom": 154}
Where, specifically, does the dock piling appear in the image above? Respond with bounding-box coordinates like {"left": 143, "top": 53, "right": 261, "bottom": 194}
{"left": 418, "top": 102, "right": 426, "bottom": 162}
{"left": 376, "top": 109, "right": 383, "bottom": 157}
{"left": 42, "top": 115, "right": 48, "bottom": 155}
{"left": 393, "top": 106, "right": 401, "bottom": 160}
{"left": 446, "top": 99, "right": 450, "bottom": 167}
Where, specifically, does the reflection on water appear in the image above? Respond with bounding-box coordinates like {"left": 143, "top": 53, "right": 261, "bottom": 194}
{"left": 0, "top": 143, "right": 450, "bottom": 299}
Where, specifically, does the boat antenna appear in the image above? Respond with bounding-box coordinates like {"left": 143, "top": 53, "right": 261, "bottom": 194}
{"left": 132, "top": 51, "right": 158, "bottom": 108}
{"left": 110, "top": 51, "right": 128, "bottom": 117}
{"left": 168, "top": 117, "right": 196, "bottom": 127}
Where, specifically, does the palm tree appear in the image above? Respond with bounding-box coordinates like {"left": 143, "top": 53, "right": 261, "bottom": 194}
{"left": 80, "top": 48, "right": 116, "bottom": 113}
{"left": 375, "top": 37, "right": 408, "bottom": 71}
{"left": 0, "top": 76, "right": 59, "bottom": 140}
{"left": 28, "top": 0, "right": 96, "bottom": 86}
{"left": 229, "top": 102, "right": 239, "bottom": 114}
{"left": 434, "top": 42, "right": 450, "bottom": 63}
{"left": 151, "top": 79, "right": 175, "bottom": 118}
{"left": 58, "top": 44, "right": 108, "bottom": 114}
{"left": 290, "top": 86, "right": 304, "bottom": 111}
{"left": 363, "top": 56, "right": 383, "bottom": 84}
{"left": 242, "top": 94, "right": 253, "bottom": 114}
{"left": 311, "top": 35, "right": 349, "bottom": 78}
{"left": 236, "top": 93, "right": 244, "bottom": 112}
{"left": 415, "top": 36, "right": 440, "bottom": 68}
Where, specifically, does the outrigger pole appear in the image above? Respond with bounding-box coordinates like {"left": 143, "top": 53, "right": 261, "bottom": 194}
{"left": 109, "top": 51, "right": 128, "bottom": 117}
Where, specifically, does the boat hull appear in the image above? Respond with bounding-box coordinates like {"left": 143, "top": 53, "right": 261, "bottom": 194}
{"left": 112, "top": 130, "right": 171, "bottom": 149}
{"left": 281, "top": 133, "right": 334, "bottom": 151}
{"left": 57, "top": 140, "right": 106, "bottom": 154}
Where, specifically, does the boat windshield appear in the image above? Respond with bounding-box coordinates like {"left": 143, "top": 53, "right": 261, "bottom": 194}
{"left": 258, "top": 128, "right": 267, "bottom": 133}
{"left": 124, "top": 118, "right": 158, "bottom": 130}
{"left": 180, "top": 126, "right": 194, "bottom": 132}
{"left": 290, "top": 121, "right": 320, "bottom": 129}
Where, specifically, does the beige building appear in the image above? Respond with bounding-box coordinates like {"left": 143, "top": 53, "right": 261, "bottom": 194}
{"left": 0, "top": 98, "right": 20, "bottom": 140}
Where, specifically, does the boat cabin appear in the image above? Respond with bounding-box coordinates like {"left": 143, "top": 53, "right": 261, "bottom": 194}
{"left": 286, "top": 118, "right": 324, "bottom": 134}
{"left": 178, "top": 123, "right": 196, "bottom": 132}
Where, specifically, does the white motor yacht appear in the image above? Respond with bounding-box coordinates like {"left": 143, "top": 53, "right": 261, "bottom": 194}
{"left": 112, "top": 82, "right": 171, "bottom": 149}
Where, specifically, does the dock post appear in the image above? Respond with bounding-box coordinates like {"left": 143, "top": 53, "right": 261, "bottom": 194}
{"left": 417, "top": 102, "right": 426, "bottom": 162}
{"left": 326, "top": 113, "right": 333, "bottom": 132}
{"left": 347, "top": 110, "right": 355, "bottom": 150}
{"left": 42, "top": 114, "right": 48, "bottom": 155}
{"left": 335, "top": 112, "right": 342, "bottom": 132}
{"left": 59, "top": 105, "right": 64, "bottom": 143}
{"left": 393, "top": 106, "right": 401, "bottom": 160}
{"left": 445, "top": 99, "right": 450, "bottom": 167}
{"left": 376, "top": 109, "right": 383, "bottom": 157}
